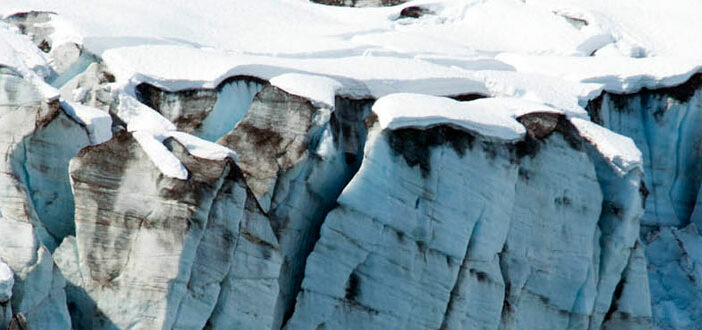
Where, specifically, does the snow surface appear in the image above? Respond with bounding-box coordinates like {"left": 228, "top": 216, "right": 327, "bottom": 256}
{"left": 571, "top": 117, "right": 642, "bottom": 176}
{"left": 116, "top": 94, "right": 176, "bottom": 133}
{"left": 0, "top": 22, "right": 47, "bottom": 74}
{"left": 497, "top": 53, "right": 702, "bottom": 94}
{"left": 3, "top": 0, "right": 701, "bottom": 106}
{"left": 372, "top": 93, "right": 579, "bottom": 141}
{"left": 0, "top": 260, "right": 12, "bottom": 302}
{"left": 131, "top": 130, "right": 189, "bottom": 180}
{"left": 61, "top": 101, "right": 112, "bottom": 145}
{"left": 40, "top": 14, "right": 83, "bottom": 49}
{"left": 373, "top": 93, "right": 643, "bottom": 177}
{"left": 1, "top": 0, "right": 692, "bottom": 183}
{"left": 1, "top": 18, "right": 238, "bottom": 181}
{"left": 270, "top": 73, "right": 341, "bottom": 109}
{"left": 0, "top": 1, "right": 700, "bottom": 328}
{"left": 117, "top": 94, "right": 237, "bottom": 180}
{"left": 165, "top": 131, "right": 238, "bottom": 162}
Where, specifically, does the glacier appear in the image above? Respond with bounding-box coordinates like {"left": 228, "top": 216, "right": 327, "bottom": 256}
{"left": 0, "top": 0, "right": 701, "bottom": 329}
{"left": 586, "top": 77, "right": 702, "bottom": 329}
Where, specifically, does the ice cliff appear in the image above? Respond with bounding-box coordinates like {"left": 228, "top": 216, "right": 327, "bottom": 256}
{"left": 0, "top": 0, "right": 701, "bottom": 329}
{"left": 286, "top": 102, "right": 650, "bottom": 329}
{"left": 586, "top": 76, "right": 702, "bottom": 328}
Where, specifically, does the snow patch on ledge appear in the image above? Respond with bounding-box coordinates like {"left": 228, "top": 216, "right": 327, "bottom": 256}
{"left": 116, "top": 94, "right": 237, "bottom": 180}
{"left": 270, "top": 73, "right": 342, "bottom": 109}
{"left": 373, "top": 93, "right": 572, "bottom": 141}
{"left": 164, "top": 131, "right": 238, "bottom": 162}
{"left": 0, "top": 260, "right": 13, "bottom": 302}
{"left": 570, "top": 117, "right": 643, "bottom": 175}
{"left": 132, "top": 131, "right": 189, "bottom": 180}
{"left": 117, "top": 94, "right": 175, "bottom": 133}
{"left": 373, "top": 93, "right": 643, "bottom": 175}
{"left": 61, "top": 101, "right": 112, "bottom": 145}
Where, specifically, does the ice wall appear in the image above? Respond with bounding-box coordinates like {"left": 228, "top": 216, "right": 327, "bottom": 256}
{"left": 588, "top": 75, "right": 702, "bottom": 329}
{"left": 285, "top": 111, "right": 650, "bottom": 329}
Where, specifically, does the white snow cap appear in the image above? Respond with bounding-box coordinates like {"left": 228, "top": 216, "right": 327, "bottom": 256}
{"left": 117, "top": 94, "right": 176, "bottom": 134}
{"left": 117, "top": 94, "right": 237, "bottom": 180}
{"left": 372, "top": 94, "right": 573, "bottom": 141}
{"left": 62, "top": 102, "right": 113, "bottom": 145}
{"left": 132, "top": 131, "right": 189, "bottom": 180}
{"left": 165, "top": 131, "right": 238, "bottom": 162}
{"left": 270, "top": 73, "right": 342, "bottom": 109}
{"left": 3, "top": 0, "right": 702, "bottom": 103}
{"left": 0, "top": 260, "right": 13, "bottom": 302}
{"left": 374, "top": 93, "right": 643, "bottom": 176}
{"left": 570, "top": 117, "right": 643, "bottom": 175}
{"left": 0, "top": 0, "right": 690, "bottom": 179}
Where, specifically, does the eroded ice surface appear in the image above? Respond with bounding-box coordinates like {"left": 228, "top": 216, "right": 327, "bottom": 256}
{"left": 0, "top": 0, "right": 700, "bottom": 329}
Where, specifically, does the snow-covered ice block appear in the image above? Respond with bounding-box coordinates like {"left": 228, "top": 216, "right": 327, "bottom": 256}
{"left": 61, "top": 101, "right": 112, "bottom": 144}
{"left": 131, "top": 130, "right": 188, "bottom": 180}
{"left": 372, "top": 93, "right": 575, "bottom": 141}
{"left": 117, "top": 94, "right": 176, "bottom": 133}
{"left": 270, "top": 73, "right": 342, "bottom": 109}
{"left": 571, "top": 117, "right": 643, "bottom": 176}
{"left": 166, "top": 131, "right": 238, "bottom": 162}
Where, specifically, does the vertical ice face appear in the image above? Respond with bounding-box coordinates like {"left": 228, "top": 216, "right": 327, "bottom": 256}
{"left": 22, "top": 109, "right": 92, "bottom": 249}
{"left": 218, "top": 85, "right": 373, "bottom": 328}
{"left": 4, "top": 7, "right": 701, "bottom": 329}
{"left": 0, "top": 69, "right": 72, "bottom": 329}
{"left": 0, "top": 63, "right": 112, "bottom": 253}
{"left": 588, "top": 74, "right": 702, "bottom": 228}
{"left": 588, "top": 74, "right": 702, "bottom": 328}
{"left": 135, "top": 76, "right": 265, "bottom": 141}
{"left": 198, "top": 79, "right": 265, "bottom": 141}
{"left": 53, "top": 131, "right": 281, "bottom": 329}
{"left": 644, "top": 225, "right": 702, "bottom": 328}
{"left": 286, "top": 123, "right": 521, "bottom": 330}
{"left": 135, "top": 83, "right": 218, "bottom": 133}
{"left": 285, "top": 111, "right": 650, "bottom": 330}
{"left": 499, "top": 117, "right": 603, "bottom": 330}
{"left": 36, "top": 80, "right": 372, "bottom": 329}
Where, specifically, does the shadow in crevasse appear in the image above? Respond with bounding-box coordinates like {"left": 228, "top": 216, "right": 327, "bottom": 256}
{"left": 65, "top": 283, "right": 119, "bottom": 330}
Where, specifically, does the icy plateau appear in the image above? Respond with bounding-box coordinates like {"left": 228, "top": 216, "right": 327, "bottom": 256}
{"left": 0, "top": 0, "right": 701, "bottom": 329}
